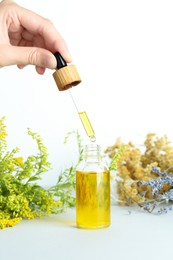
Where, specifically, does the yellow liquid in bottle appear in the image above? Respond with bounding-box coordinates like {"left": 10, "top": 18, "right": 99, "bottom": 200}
{"left": 76, "top": 170, "right": 110, "bottom": 229}
{"left": 78, "top": 111, "right": 96, "bottom": 142}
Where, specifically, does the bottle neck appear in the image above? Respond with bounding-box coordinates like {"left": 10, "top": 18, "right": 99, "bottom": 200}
{"left": 84, "top": 144, "right": 102, "bottom": 163}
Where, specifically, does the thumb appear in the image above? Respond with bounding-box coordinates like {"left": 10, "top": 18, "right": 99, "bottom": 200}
{"left": 0, "top": 45, "right": 57, "bottom": 69}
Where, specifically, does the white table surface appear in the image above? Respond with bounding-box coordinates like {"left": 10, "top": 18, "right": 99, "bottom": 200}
{"left": 0, "top": 205, "right": 172, "bottom": 260}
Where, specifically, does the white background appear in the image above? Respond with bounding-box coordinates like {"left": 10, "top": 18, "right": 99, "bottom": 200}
{"left": 1, "top": 0, "right": 173, "bottom": 186}
{"left": 1, "top": 2, "right": 173, "bottom": 259}
{"left": 1, "top": 206, "right": 173, "bottom": 260}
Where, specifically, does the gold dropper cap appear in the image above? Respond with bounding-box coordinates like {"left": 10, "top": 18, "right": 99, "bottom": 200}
{"left": 53, "top": 52, "right": 82, "bottom": 91}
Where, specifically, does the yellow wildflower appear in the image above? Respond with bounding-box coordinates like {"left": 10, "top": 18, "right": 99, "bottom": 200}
{"left": 0, "top": 130, "right": 8, "bottom": 138}
{"left": 0, "top": 218, "right": 22, "bottom": 229}
{"left": 13, "top": 157, "right": 24, "bottom": 167}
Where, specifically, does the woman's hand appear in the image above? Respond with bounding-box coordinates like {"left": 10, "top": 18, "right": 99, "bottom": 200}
{"left": 0, "top": 0, "right": 72, "bottom": 74}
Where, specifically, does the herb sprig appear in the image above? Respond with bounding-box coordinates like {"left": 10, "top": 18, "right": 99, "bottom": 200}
{"left": 0, "top": 117, "right": 82, "bottom": 229}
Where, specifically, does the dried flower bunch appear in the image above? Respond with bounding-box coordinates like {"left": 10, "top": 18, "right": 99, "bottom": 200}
{"left": 105, "top": 133, "right": 173, "bottom": 214}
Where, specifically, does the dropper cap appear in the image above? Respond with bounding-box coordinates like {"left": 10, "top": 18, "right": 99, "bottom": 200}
{"left": 53, "top": 52, "right": 82, "bottom": 91}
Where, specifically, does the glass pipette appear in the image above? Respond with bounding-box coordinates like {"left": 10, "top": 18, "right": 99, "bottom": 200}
{"left": 68, "top": 90, "right": 96, "bottom": 142}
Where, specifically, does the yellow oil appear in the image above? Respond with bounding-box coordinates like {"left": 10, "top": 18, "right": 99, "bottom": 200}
{"left": 78, "top": 111, "right": 96, "bottom": 142}
{"left": 76, "top": 170, "right": 110, "bottom": 229}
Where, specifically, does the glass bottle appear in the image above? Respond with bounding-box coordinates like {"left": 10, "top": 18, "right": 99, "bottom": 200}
{"left": 76, "top": 143, "right": 110, "bottom": 229}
